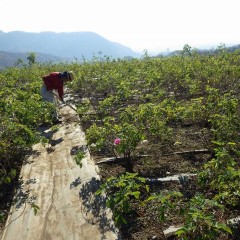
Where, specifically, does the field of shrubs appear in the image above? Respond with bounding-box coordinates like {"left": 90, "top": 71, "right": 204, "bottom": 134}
{"left": 1, "top": 46, "right": 240, "bottom": 239}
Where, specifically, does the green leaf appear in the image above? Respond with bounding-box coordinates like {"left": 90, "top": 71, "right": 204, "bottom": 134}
{"left": 216, "top": 223, "right": 232, "bottom": 234}
{"left": 176, "top": 228, "right": 186, "bottom": 236}
{"left": 10, "top": 168, "right": 17, "bottom": 177}
{"left": 131, "top": 191, "right": 140, "bottom": 199}
{"left": 31, "top": 203, "right": 40, "bottom": 216}
{"left": 146, "top": 195, "right": 156, "bottom": 201}
{"left": 4, "top": 176, "right": 11, "bottom": 184}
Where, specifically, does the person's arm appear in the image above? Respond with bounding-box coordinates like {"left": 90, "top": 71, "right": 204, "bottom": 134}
{"left": 57, "top": 86, "right": 64, "bottom": 101}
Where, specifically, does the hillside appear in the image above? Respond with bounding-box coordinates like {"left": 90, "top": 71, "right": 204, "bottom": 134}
{"left": 166, "top": 43, "right": 240, "bottom": 56}
{"left": 0, "top": 51, "right": 63, "bottom": 68}
{"left": 0, "top": 31, "right": 140, "bottom": 62}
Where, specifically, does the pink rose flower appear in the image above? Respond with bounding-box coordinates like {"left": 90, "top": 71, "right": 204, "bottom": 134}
{"left": 114, "top": 138, "right": 121, "bottom": 145}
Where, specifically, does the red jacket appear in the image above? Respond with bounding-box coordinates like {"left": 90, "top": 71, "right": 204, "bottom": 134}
{"left": 42, "top": 72, "right": 64, "bottom": 100}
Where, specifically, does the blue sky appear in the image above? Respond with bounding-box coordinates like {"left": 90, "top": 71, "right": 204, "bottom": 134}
{"left": 0, "top": 0, "right": 239, "bottom": 53}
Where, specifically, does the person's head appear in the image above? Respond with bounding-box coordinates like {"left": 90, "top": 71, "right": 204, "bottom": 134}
{"left": 60, "top": 71, "right": 74, "bottom": 82}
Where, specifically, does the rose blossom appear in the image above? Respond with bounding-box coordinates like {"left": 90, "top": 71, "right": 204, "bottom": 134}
{"left": 114, "top": 138, "right": 121, "bottom": 145}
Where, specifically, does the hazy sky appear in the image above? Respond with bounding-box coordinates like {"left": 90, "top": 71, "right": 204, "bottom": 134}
{"left": 1, "top": 0, "right": 239, "bottom": 53}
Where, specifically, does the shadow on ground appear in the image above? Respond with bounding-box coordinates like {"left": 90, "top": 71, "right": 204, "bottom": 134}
{"left": 76, "top": 177, "right": 120, "bottom": 240}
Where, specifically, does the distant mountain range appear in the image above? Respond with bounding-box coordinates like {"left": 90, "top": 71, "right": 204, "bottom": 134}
{"left": 0, "top": 31, "right": 239, "bottom": 69}
{"left": 0, "top": 31, "right": 141, "bottom": 67}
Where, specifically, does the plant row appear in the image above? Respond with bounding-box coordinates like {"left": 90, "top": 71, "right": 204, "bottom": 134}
{"left": 70, "top": 47, "right": 240, "bottom": 239}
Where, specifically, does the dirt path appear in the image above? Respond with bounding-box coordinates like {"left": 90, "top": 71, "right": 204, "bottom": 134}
{"left": 1, "top": 105, "right": 120, "bottom": 240}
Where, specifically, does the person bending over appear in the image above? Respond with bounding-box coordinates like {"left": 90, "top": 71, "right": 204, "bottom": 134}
{"left": 40, "top": 71, "right": 74, "bottom": 124}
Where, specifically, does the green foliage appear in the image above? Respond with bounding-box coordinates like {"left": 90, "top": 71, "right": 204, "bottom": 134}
{"left": 96, "top": 172, "right": 149, "bottom": 226}
{"left": 74, "top": 150, "right": 86, "bottom": 168}
{"left": 120, "top": 102, "right": 174, "bottom": 143}
{"left": 86, "top": 119, "right": 145, "bottom": 158}
{"left": 0, "top": 61, "right": 74, "bottom": 197}
{"left": 176, "top": 194, "right": 232, "bottom": 240}
{"left": 74, "top": 52, "right": 240, "bottom": 238}
{"left": 31, "top": 203, "right": 40, "bottom": 216}
{"left": 207, "top": 91, "right": 240, "bottom": 143}
{"left": 146, "top": 191, "right": 183, "bottom": 222}
{"left": 76, "top": 98, "right": 91, "bottom": 117}
{"left": 27, "top": 52, "right": 36, "bottom": 66}
{"left": 112, "top": 122, "right": 145, "bottom": 158}
{"left": 198, "top": 147, "right": 240, "bottom": 207}
{"left": 3, "top": 168, "right": 16, "bottom": 184}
